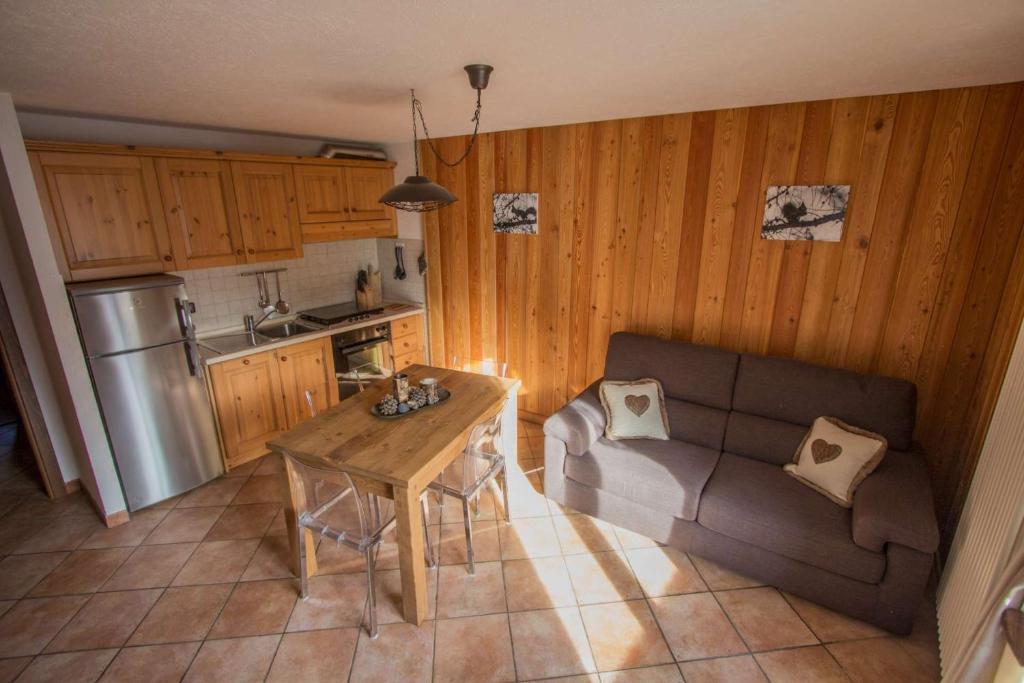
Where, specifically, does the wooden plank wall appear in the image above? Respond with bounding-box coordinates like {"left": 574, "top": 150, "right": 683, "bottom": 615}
{"left": 422, "top": 82, "right": 1024, "bottom": 542}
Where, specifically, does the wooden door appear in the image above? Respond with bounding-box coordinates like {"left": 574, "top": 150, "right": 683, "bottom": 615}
{"left": 230, "top": 161, "right": 303, "bottom": 262}
{"left": 30, "top": 152, "right": 174, "bottom": 280}
{"left": 276, "top": 337, "right": 337, "bottom": 428}
{"left": 155, "top": 158, "right": 244, "bottom": 269}
{"left": 208, "top": 351, "right": 288, "bottom": 467}
{"left": 293, "top": 165, "right": 347, "bottom": 223}
{"left": 344, "top": 166, "right": 390, "bottom": 221}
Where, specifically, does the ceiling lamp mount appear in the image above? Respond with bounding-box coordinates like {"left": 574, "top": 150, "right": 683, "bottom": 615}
{"left": 379, "top": 64, "right": 494, "bottom": 213}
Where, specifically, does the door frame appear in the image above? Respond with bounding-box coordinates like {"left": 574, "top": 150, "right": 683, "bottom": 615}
{"left": 0, "top": 282, "right": 65, "bottom": 498}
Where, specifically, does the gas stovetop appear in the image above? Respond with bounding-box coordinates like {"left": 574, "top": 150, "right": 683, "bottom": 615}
{"left": 298, "top": 302, "right": 384, "bottom": 326}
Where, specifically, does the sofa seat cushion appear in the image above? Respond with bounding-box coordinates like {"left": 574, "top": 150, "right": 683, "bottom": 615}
{"left": 697, "top": 453, "right": 886, "bottom": 584}
{"left": 564, "top": 438, "right": 720, "bottom": 521}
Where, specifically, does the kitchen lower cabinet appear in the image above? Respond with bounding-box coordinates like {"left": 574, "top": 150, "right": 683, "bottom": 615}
{"left": 208, "top": 337, "right": 337, "bottom": 469}
{"left": 391, "top": 313, "right": 427, "bottom": 370}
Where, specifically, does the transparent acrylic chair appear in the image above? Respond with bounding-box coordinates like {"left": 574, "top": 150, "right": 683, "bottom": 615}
{"left": 429, "top": 381, "right": 511, "bottom": 575}
{"left": 287, "top": 390, "right": 434, "bottom": 638}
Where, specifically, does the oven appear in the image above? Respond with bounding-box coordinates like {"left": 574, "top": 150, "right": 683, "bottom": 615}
{"left": 332, "top": 323, "right": 393, "bottom": 400}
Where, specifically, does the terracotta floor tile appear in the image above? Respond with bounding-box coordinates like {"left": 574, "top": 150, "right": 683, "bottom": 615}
{"left": 183, "top": 634, "right": 279, "bottom": 683}
{"left": 375, "top": 568, "right": 438, "bottom": 624}
{"left": 231, "top": 475, "right": 284, "bottom": 505}
{"left": 252, "top": 453, "right": 284, "bottom": 477}
{"left": 440, "top": 490, "right": 500, "bottom": 524}
{"left": 31, "top": 547, "right": 133, "bottom": 596}
{"left": 349, "top": 621, "right": 435, "bottom": 683}
{"left": 265, "top": 508, "right": 288, "bottom": 536}
{"left": 548, "top": 498, "right": 584, "bottom": 516}
{"left": 611, "top": 525, "right": 661, "bottom": 550}
{"left": 223, "top": 457, "right": 261, "bottom": 477}
{"left": 266, "top": 628, "right": 358, "bottom": 682}
{"left": 509, "top": 607, "right": 597, "bottom": 680}
{"left": 240, "top": 534, "right": 293, "bottom": 581}
{"left": 99, "top": 642, "right": 201, "bottom": 683}
{"left": 79, "top": 509, "right": 168, "bottom": 549}
{"left": 46, "top": 589, "right": 161, "bottom": 652}
{"left": 436, "top": 561, "right": 507, "bottom": 618}
{"left": 826, "top": 637, "right": 936, "bottom": 683}
{"left": 0, "top": 595, "right": 88, "bottom": 656}
{"left": 553, "top": 515, "right": 621, "bottom": 554}
{"left": 12, "top": 513, "right": 102, "bottom": 554}
{"left": 564, "top": 551, "right": 644, "bottom": 605}
{"left": 0, "top": 552, "right": 67, "bottom": 598}
{"left": 754, "top": 645, "right": 848, "bottom": 682}
{"left": 0, "top": 599, "right": 14, "bottom": 618}
{"left": 101, "top": 542, "right": 197, "bottom": 591}
{"left": 204, "top": 503, "right": 279, "bottom": 541}
{"left": 14, "top": 648, "right": 117, "bottom": 683}
{"left": 579, "top": 600, "right": 673, "bottom": 671}
{"left": 677, "top": 655, "right": 767, "bottom": 683}
{"left": 598, "top": 664, "right": 684, "bottom": 682}
{"left": 509, "top": 475, "right": 555, "bottom": 519}
{"left": 128, "top": 584, "right": 232, "bottom": 645}
{"left": 689, "top": 554, "right": 762, "bottom": 590}
{"left": 209, "top": 579, "right": 298, "bottom": 638}
{"left": 716, "top": 587, "right": 817, "bottom": 651}
{"left": 0, "top": 656, "right": 32, "bottom": 681}
{"left": 0, "top": 514, "right": 47, "bottom": 555}
{"left": 315, "top": 539, "right": 370, "bottom": 574}
{"left": 499, "top": 517, "right": 563, "bottom": 560}
{"left": 782, "top": 592, "right": 887, "bottom": 642}
{"left": 522, "top": 421, "right": 543, "bottom": 437}
{"left": 172, "top": 539, "right": 260, "bottom": 585}
{"left": 285, "top": 573, "right": 368, "bottom": 631}
{"left": 143, "top": 507, "right": 224, "bottom": 545}
{"left": 527, "top": 676, "right": 599, "bottom": 683}
{"left": 503, "top": 556, "right": 577, "bottom": 612}
{"left": 649, "top": 593, "right": 747, "bottom": 661}
{"left": 177, "top": 477, "right": 246, "bottom": 508}
{"left": 624, "top": 546, "right": 707, "bottom": 597}
{"left": 440, "top": 519, "right": 501, "bottom": 565}
{"left": 434, "top": 613, "right": 515, "bottom": 683}
{"left": 148, "top": 494, "right": 183, "bottom": 509}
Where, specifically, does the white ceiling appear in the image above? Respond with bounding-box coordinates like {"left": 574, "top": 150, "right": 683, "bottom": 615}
{"left": 1, "top": 0, "right": 1022, "bottom": 145}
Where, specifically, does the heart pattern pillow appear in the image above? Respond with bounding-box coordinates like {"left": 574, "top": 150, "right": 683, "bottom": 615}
{"left": 784, "top": 416, "right": 888, "bottom": 507}
{"left": 599, "top": 379, "right": 670, "bottom": 441}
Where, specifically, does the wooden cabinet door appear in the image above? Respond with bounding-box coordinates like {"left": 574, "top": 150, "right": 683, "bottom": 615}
{"left": 293, "top": 165, "right": 346, "bottom": 223}
{"left": 30, "top": 152, "right": 174, "bottom": 280}
{"left": 344, "top": 166, "right": 390, "bottom": 221}
{"left": 276, "top": 337, "right": 337, "bottom": 428}
{"left": 155, "top": 158, "right": 244, "bottom": 269}
{"left": 230, "top": 161, "right": 303, "bottom": 262}
{"left": 208, "top": 351, "right": 288, "bottom": 467}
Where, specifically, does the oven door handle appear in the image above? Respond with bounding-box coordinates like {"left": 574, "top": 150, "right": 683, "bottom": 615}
{"left": 339, "top": 337, "right": 390, "bottom": 355}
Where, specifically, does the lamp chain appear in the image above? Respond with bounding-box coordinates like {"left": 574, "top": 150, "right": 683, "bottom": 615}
{"left": 411, "top": 88, "right": 483, "bottom": 169}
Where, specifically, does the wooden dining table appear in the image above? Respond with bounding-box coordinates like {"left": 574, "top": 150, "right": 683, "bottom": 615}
{"left": 267, "top": 364, "right": 519, "bottom": 625}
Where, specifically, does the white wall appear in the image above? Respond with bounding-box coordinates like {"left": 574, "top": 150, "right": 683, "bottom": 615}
{"left": 384, "top": 141, "right": 424, "bottom": 241}
{"left": 0, "top": 94, "right": 126, "bottom": 515}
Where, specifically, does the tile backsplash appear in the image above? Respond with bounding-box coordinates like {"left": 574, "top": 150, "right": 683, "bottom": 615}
{"left": 377, "top": 237, "right": 426, "bottom": 304}
{"left": 177, "top": 240, "right": 380, "bottom": 335}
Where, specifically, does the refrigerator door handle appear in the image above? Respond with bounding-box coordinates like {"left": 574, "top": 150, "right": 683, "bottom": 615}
{"left": 175, "top": 297, "right": 197, "bottom": 338}
{"left": 183, "top": 340, "right": 199, "bottom": 377}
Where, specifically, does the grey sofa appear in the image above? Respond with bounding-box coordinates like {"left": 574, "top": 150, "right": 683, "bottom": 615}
{"left": 543, "top": 332, "right": 939, "bottom": 634}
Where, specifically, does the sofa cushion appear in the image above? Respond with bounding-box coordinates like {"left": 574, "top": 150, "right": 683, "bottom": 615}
{"left": 665, "top": 398, "right": 730, "bottom": 450}
{"left": 605, "top": 333, "right": 739, "bottom": 410}
{"left": 697, "top": 453, "right": 886, "bottom": 584}
{"left": 731, "top": 354, "right": 916, "bottom": 451}
{"left": 564, "top": 437, "right": 720, "bottom": 521}
{"left": 723, "top": 412, "right": 807, "bottom": 465}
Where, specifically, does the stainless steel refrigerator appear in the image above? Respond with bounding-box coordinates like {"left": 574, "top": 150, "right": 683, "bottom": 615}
{"left": 67, "top": 275, "right": 223, "bottom": 510}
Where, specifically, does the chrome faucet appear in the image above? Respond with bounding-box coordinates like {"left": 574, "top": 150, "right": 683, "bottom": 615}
{"left": 244, "top": 306, "right": 276, "bottom": 335}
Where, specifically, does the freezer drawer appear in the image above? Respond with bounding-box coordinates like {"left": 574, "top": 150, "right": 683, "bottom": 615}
{"left": 89, "top": 340, "right": 223, "bottom": 510}
{"left": 70, "top": 276, "right": 189, "bottom": 356}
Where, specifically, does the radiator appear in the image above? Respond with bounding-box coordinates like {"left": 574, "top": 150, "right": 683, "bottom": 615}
{"left": 937, "top": 317, "right": 1024, "bottom": 679}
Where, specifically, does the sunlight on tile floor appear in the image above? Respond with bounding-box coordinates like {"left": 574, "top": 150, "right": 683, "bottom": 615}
{"left": 0, "top": 421, "right": 940, "bottom": 681}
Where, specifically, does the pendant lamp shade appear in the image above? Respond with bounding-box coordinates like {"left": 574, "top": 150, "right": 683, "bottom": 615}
{"left": 379, "top": 175, "right": 457, "bottom": 213}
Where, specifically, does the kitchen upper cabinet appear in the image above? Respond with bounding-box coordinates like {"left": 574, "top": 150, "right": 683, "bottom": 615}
{"left": 345, "top": 166, "right": 391, "bottom": 221}
{"left": 30, "top": 151, "right": 174, "bottom": 281}
{"left": 294, "top": 166, "right": 346, "bottom": 223}
{"left": 208, "top": 351, "right": 288, "bottom": 468}
{"left": 230, "top": 161, "right": 303, "bottom": 262}
{"left": 276, "top": 337, "right": 338, "bottom": 428}
{"left": 155, "top": 158, "right": 244, "bottom": 269}
{"left": 208, "top": 336, "right": 338, "bottom": 468}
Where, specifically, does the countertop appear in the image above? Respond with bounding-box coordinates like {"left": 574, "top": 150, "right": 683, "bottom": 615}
{"left": 198, "top": 301, "right": 424, "bottom": 365}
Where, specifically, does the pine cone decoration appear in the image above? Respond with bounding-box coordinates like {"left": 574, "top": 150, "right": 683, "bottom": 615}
{"left": 376, "top": 394, "right": 399, "bottom": 416}
{"left": 407, "top": 387, "right": 427, "bottom": 410}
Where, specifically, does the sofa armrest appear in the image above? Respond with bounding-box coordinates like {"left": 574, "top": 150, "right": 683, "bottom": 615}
{"left": 543, "top": 381, "right": 605, "bottom": 456}
{"left": 852, "top": 449, "right": 940, "bottom": 555}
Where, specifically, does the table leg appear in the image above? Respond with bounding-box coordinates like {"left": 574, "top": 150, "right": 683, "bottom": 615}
{"left": 394, "top": 483, "right": 428, "bottom": 625}
{"left": 279, "top": 460, "right": 318, "bottom": 578}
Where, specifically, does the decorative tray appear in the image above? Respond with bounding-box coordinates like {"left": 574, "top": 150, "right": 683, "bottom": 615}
{"left": 371, "top": 388, "right": 451, "bottom": 419}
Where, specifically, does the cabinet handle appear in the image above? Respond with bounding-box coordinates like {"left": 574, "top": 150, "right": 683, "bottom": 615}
{"left": 280, "top": 356, "right": 287, "bottom": 362}
{"left": 242, "top": 359, "right": 250, "bottom": 365}
{"left": 247, "top": 248, "right": 255, "bottom": 254}
{"left": 163, "top": 255, "right": 173, "bottom": 262}
{"left": 236, "top": 249, "right": 243, "bottom": 255}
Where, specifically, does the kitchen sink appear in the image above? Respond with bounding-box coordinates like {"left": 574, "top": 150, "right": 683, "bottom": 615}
{"left": 198, "top": 332, "right": 271, "bottom": 355}
{"left": 258, "top": 321, "right": 317, "bottom": 339}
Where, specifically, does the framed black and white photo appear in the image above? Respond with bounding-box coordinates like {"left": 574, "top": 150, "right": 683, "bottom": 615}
{"left": 761, "top": 185, "right": 850, "bottom": 242}
{"left": 493, "top": 193, "right": 539, "bottom": 234}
